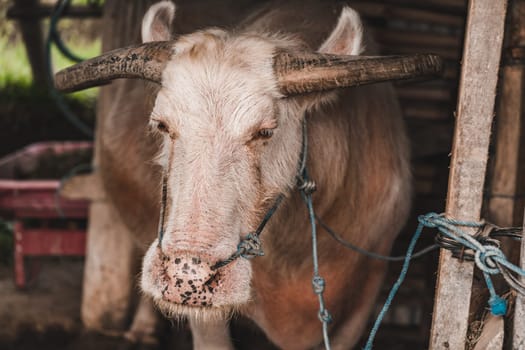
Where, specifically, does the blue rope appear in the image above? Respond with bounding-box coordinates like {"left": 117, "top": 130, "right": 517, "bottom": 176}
{"left": 364, "top": 212, "right": 525, "bottom": 349}
{"left": 363, "top": 214, "right": 425, "bottom": 350}
{"left": 210, "top": 194, "right": 284, "bottom": 270}
{"left": 303, "top": 181, "right": 332, "bottom": 350}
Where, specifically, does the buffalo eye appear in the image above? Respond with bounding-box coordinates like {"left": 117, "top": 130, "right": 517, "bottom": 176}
{"left": 157, "top": 121, "right": 168, "bottom": 133}
{"left": 257, "top": 128, "right": 274, "bottom": 139}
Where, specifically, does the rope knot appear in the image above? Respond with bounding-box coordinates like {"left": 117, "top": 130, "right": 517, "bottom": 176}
{"left": 418, "top": 212, "right": 441, "bottom": 228}
{"left": 312, "top": 276, "right": 326, "bottom": 294}
{"left": 475, "top": 246, "right": 504, "bottom": 274}
{"left": 298, "top": 177, "right": 317, "bottom": 195}
{"left": 238, "top": 233, "right": 265, "bottom": 259}
{"left": 318, "top": 309, "right": 333, "bottom": 324}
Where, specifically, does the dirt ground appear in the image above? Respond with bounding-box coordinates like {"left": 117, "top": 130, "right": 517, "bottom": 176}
{"left": 0, "top": 259, "right": 286, "bottom": 350}
{"left": 0, "top": 257, "right": 428, "bottom": 350}
{"left": 0, "top": 259, "right": 191, "bottom": 350}
{"left": 0, "top": 261, "right": 82, "bottom": 344}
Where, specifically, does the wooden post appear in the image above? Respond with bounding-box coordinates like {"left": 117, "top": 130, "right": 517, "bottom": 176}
{"left": 81, "top": 0, "right": 154, "bottom": 331}
{"left": 482, "top": 2, "right": 525, "bottom": 349}
{"left": 515, "top": 208, "right": 525, "bottom": 349}
{"left": 472, "top": 315, "right": 504, "bottom": 350}
{"left": 429, "top": 0, "right": 507, "bottom": 349}
{"left": 82, "top": 200, "right": 137, "bottom": 330}
{"left": 484, "top": 1, "right": 525, "bottom": 347}
{"left": 488, "top": 0, "right": 525, "bottom": 230}
{"left": 14, "top": 0, "right": 48, "bottom": 87}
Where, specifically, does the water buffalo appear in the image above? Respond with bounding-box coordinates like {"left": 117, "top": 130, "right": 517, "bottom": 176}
{"left": 55, "top": 1, "right": 440, "bottom": 348}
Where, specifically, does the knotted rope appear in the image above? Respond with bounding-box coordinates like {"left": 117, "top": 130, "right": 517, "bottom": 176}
{"left": 211, "top": 195, "right": 284, "bottom": 270}
{"left": 296, "top": 119, "right": 333, "bottom": 349}
{"left": 301, "top": 167, "right": 333, "bottom": 350}
{"left": 364, "top": 212, "right": 525, "bottom": 350}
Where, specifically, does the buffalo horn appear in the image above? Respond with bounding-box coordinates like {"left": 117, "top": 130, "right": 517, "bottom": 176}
{"left": 274, "top": 52, "right": 443, "bottom": 95}
{"left": 54, "top": 41, "right": 175, "bottom": 93}
{"left": 55, "top": 41, "right": 442, "bottom": 95}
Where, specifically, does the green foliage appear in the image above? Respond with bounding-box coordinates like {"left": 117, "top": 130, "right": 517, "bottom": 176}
{"left": 0, "top": 0, "right": 102, "bottom": 101}
{"left": 0, "top": 35, "right": 101, "bottom": 102}
{"left": 0, "top": 39, "right": 32, "bottom": 88}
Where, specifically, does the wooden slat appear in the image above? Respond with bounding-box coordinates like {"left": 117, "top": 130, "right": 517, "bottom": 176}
{"left": 407, "top": 119, "right": 454, "bottom": 157}
{"left": 488, "top": 44, "right": 525, "bottom": 244}
{"left": 374, "top": 29, "right": 461, "bottom": 51}
{"left": 429, "top": 0, "right": 508, "bottom": 349}
{"left": 381, "top": 45, "right": 460, "bottom": 61}
{"left": 18, "top": 229, "right": 86, "bottom": 256}
{"left": 351, "top": 1, "right": 465, "bottom": 27}
{"left": 482, "top": 6, "right": 525, "bottom": 349}
{"left": 516, "top": 208, "right": 525, "bottom": 349}
{"left": 402, "top": 104, "right": 452, "bottom": 120}
{"left": 483, "top": 0, "right": 525, "bottom": 346}
{"left": 379, "top": 0, "right": 468, "bottom": 14}
{"left": 7, "top": 4, "right": 102, "bottom": 19}
{"left": 397, "top": 86, "right": 452, "bottom": 102}
{"left": 515, "top": 208, "right": 525, "bottom": 349}
{"left": 472, "top": 315, "right": 504, "bottom": 350}
{"left": 510, "top": 5, "right": 525, "bottom": 347}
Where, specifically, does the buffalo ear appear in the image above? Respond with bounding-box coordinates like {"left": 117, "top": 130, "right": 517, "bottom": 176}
{"left": 142, "top": 1, "right": 176, "bottom": 43}
{"left": 289, "top": 7, "right": 365, "bottom": 113}
{"left": 319, "top": 7, "right": 364, "bottom": 55}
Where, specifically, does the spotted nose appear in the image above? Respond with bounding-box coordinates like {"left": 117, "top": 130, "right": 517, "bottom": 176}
{"left": 161, "top": 255, "right": 220, "bottom": 306}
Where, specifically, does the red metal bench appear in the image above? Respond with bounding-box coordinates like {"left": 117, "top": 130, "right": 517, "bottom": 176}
{"left": 0, "top": 142, "right": 91, "bottom": 288}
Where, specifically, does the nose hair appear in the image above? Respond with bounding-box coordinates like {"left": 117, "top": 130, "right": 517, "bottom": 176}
{"left": 161, "top": 254, "right": 219, "bottom": 306}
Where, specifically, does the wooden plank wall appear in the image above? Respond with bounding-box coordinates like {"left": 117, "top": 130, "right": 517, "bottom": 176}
{"left": 350, "top": 0, "right": 462, "bottom": 348}
{"left": 358, "top": 19, "right": 467, "bottom": 332}
{"left": 363, "top": 1, "right": 523, "bottom": 349}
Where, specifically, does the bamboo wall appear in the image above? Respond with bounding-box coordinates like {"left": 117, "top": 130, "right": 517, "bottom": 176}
{"left": 356, "top": 1, "right": 468, "bottom": 347}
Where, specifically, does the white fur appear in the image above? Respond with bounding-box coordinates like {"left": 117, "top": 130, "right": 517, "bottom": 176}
{"left": 137, "top": 2, "right": 410, "bottom": 349}
{"left": 142, "top": 0, "right": 376, "bottom": 316}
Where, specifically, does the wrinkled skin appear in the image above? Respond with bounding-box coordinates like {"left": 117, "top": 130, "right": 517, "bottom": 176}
{"left": 100, "top": 1, "right": 411, "bottom": 349}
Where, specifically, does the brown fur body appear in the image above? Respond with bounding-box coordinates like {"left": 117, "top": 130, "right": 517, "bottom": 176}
{"left": 98, "top": 1, "right": 410, "bottom": 349}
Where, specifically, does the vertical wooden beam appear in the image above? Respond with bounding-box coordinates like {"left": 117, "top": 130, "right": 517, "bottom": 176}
{"left": 15, "top": 0, "right": 48, "bottom": 87}
{"left": 429, "top": 0, "right": 507, "bottom": 349}
{"left": 483, "top": 2, "right": 525, "bottom": 349}
{"left": 488, "top": 0, "right": 525, "bottom": 230}
{"left": 485, "top": 1, "right": 525, "bottom": 347}
{"left": 81, "top": 202, "right": 137, "bottom": 330}
{"left": 515, "top": 208, "right": 525, "bottom": 349}
{"left": 472, "top": 315, "right": 504, "bottom": 350}
{"left": 488, "top": 67, "right": 525, "bottom": 227}
{"left": 81, "top": 0, "right": 153, "bottom": 331}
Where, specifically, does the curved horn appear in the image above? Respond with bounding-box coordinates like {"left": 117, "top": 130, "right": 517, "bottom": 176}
{"left": 54, "top": 41, "right": 175, "bottom": 93}
{"left": 274, "top": 52, "right": 443, "bottom": 95}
